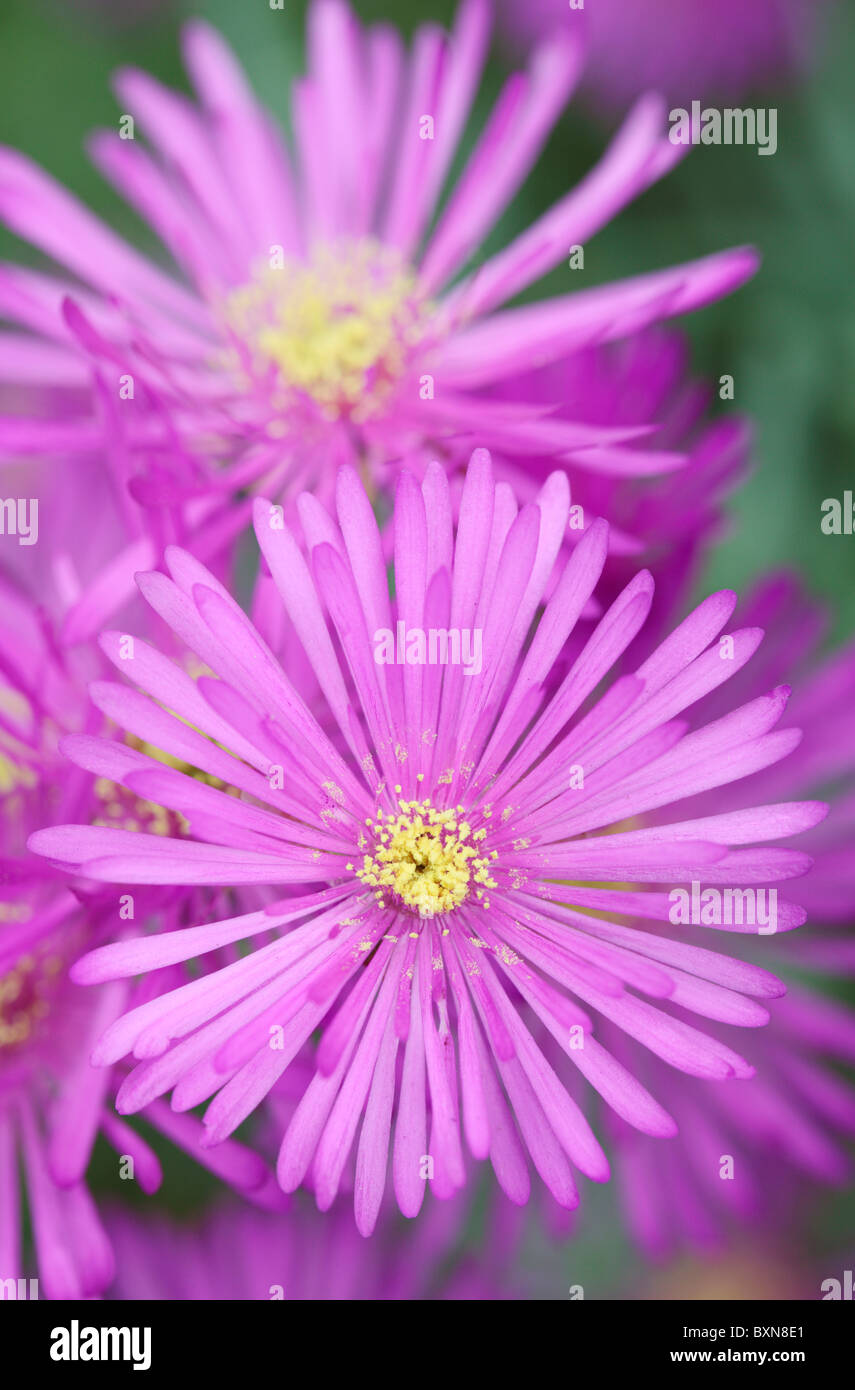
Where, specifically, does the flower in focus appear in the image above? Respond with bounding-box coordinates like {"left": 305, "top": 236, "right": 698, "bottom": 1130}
{"left": 499, "top": 0, "right": 832, "bottom": 112}
{"left": 0, "top": 0, "right": 757, "bottom": 543}
{"left": 604, "top": 574, "right": 855, "bottom": 1256}
{"left": 0, "top": 574, "right": 282, "bottom": 1299}
{"left": 31, "top": 450, "right": 825, "bottom": 1232}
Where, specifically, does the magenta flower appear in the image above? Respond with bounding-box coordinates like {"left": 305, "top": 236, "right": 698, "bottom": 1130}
{"left": 0, "top": 574, "right": 282, "bottom": 1300}
{"left": 433, "top": 326, "right": 750, "bottom": 596}
{"left": 30, "top": 451, "right": 824, "bottom": 1233}
{"left": 0, "top": 1, "right": 757, "bottom": 530}
{"left": 500, "top": 0, "right": 831, "bottom": 111}
{"left": 105, "top": 1189, "right": 521, "bottom": 1301}
{"left": 604, "top": 574, "right": 855, "bottom": 1256}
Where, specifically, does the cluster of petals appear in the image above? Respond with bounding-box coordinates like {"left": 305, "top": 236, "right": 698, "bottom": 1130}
{"left": 604, "top": 574, "right": 855, "bottom": 1254}
{"left": 30, "top": 450, "right": 826, "bottom": 1232}
{"left": 0, "top": 0, "right": 757, "bottom": 581}
{"left": 0, "top": 572, "right": 281, "bottom": 1298}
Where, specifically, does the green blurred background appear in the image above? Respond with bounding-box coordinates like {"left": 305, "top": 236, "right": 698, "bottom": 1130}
{"left": 1, "top": 0, "right": 853, "bottom": 1298}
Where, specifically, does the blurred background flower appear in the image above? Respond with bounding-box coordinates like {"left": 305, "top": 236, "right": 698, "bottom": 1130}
{"left": 106, "top": 1188, "right": 526, "bottom": 1300}
{"left": 499, "top": 0, "right": 835, "bottom": 113}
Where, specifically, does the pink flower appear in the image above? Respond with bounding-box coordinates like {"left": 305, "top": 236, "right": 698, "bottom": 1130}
{"left": 415, "top": 326, "right": 750, "bottom": 593}
{"left": 0, "top": 2, "right": 756, "bottom": 534}
{"left": 500, "top": 0, "right": 832, "bottom": 111}
{"left": 30, "top": 451, "right": 824, "bottom": 1232}
{"left": 604, "top": 574, "right": 855, "bottom": 1255}
{"left": 0, "top": 411, "right": 248, "bottom": 648}
{"left": 0, "top": 574, "right": 281, "bottom": 1299}
{"left": 105, "top": 1189, "right": 522, "bottom": 1301}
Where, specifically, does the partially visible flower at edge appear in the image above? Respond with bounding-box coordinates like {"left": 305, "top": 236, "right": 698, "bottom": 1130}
{"left": 499, "top": 0, "right": 834, "bottom": 112}
{"left": 603, "top": 572, "right": 855, "bottom": 1257}
{"left": 105, "top": 1186, "right": 524, "bottom": 1301}
{"left": 0, "top": 571, "right": 283, "bottom": 1300}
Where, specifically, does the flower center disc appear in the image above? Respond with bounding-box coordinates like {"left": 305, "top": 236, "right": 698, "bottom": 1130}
{"left": 225, "top": 239, "right": 428, "bottom": 421}
{"left": 0, "top": 944, "right": 63, "bottom": 1053}
{"left": 354, "top": 799, "right": 496, "bottom": 918}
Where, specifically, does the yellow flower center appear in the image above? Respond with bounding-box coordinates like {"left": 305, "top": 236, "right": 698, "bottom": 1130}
{"left": 0, "top": 944, "right": 64, "bottom": 1053}
{"left": 352, "top": 799, "right": 497, "bottom": 918}
{"left": 91, "top": 736, "right": 235, "bottom": 836}
{"left": 224, "top": 239, "right": 429, "bottom": 421}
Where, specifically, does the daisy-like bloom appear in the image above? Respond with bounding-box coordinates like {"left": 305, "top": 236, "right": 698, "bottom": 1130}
{"left": 106, "top": 1189, "right": 521, "bottom": 1301}
{"left": 0, "top": 575, "right": 282, "bottom": 1299}
{"left": 0, "top": 0, "right": 757, "bottom": 530}
{"left": 500, "top": 0, "right": 831, "bottom": 111}
{"left": 31, "top": 451, "right": 825, "bottom": 1233}
{"left": 603, "top": 574, "right": 855, "bottom": 1257}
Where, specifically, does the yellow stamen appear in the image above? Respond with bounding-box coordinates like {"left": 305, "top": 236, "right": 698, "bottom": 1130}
{"left": 354, "top": 798, "right": 497, "bottom": 919}
{"left": 92, "top": 736, "right": 237, "bottom": 837}
{"left": 0, "top": 944, "right": 65, "bottom": 1053}
{"left": 224, "top": 239, "right": 430, "bottom": 422}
